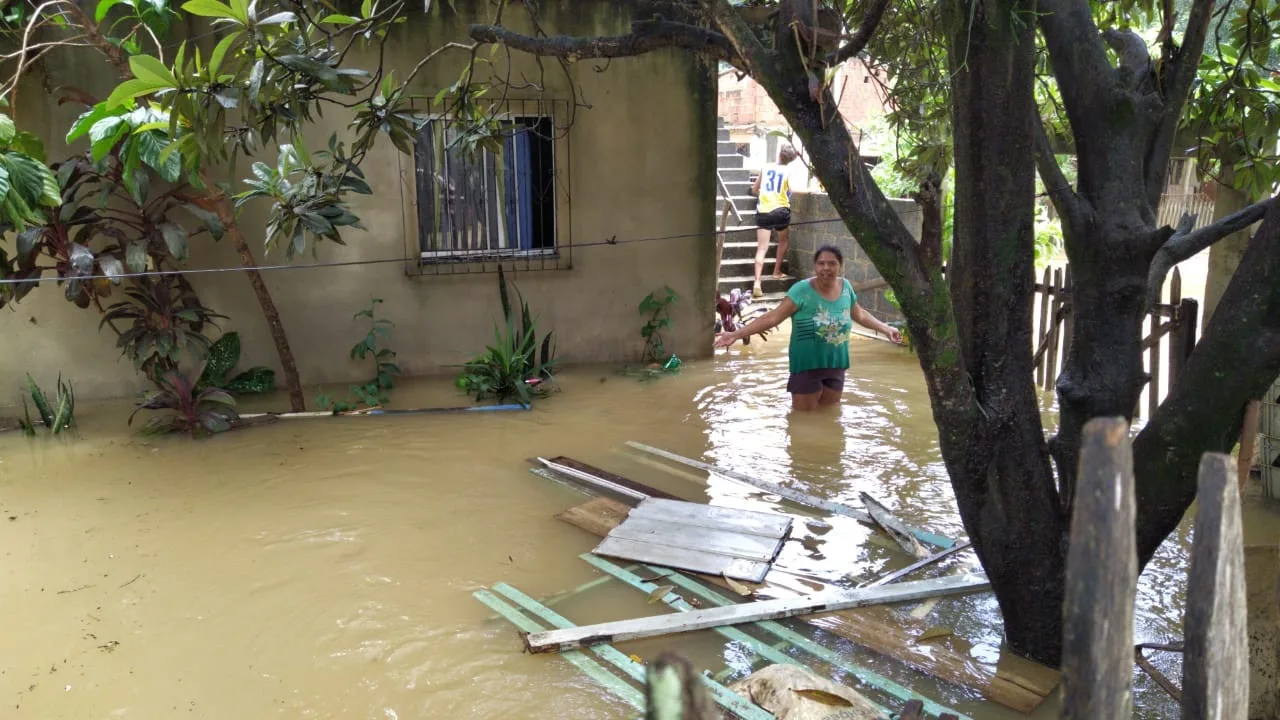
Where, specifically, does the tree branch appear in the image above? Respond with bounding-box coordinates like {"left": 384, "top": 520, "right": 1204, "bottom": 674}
{"left": 1102, "top": 28, "right": 1153, "bottom": 90}
{"left": 468, "top": 18, "right": 742, "bottom": 67}
{"left": 1144, "top": 0, "right": 1215, "bottom": 208}
{"left": 1034, "top": 115, "right": 1087, "bottom": 234}
{"left": 829, "top": 0, "right": 893, "bottom": 65}
{"left": 1145, "top": 194, "right": 1277, "bottom": 310}
{"left": 1132, "top": 197, "right": 1280, "bottom": 568}
{"left": 1037, "top": 0, "right": 1123, "bottom": 200}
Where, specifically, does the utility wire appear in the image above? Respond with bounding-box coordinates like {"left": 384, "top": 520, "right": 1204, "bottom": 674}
{"left": 0, "top": 211, "right": 929, "bottom": 287}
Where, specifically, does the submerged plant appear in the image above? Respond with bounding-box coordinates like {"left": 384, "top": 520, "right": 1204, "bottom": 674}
{"left": 639, "top": 286, "right": 679, "bottom": 365}
{"left": 19, "top": 373, "right": 75, "bottom": 436}
{"left": 316, "top": 297, "right": 401, "bottom": 413}
{"left": 456, "top": 266, "right": 557, "bottom": 405}
{"left": 197, "top": 332, "right": 276, "bottom": 395}
{"left": 129, "top": 370, "right": 237, "bottom": 438}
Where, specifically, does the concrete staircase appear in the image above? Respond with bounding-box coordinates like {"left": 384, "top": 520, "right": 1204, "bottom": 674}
{"left": 715, "top": 118, "right": 798, "bottom": 309}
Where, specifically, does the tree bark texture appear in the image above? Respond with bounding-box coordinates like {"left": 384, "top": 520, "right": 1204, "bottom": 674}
{"left": 944, "top": 0, "right": 1067, "bottom": 664}
{"left": 1132, "top": 201, "right": 1280, "bottom": 565}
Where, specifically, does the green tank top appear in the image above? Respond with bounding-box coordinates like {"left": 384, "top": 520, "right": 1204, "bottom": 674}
{"left": 786, "top": 278, "right": 856, "bottom": 373}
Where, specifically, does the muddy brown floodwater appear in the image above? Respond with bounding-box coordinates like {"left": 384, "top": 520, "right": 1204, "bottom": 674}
{"left": 2, "top": 328, "right": 1277, "bottom": 719}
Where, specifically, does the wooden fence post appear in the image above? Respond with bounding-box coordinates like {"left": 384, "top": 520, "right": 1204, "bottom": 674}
{"left": 1062, "top": 417, "right": 1137, "bottom": 720}
{"left": 1182, "top": 453, "right": 1249, "bottom": 720}
{"left": 644, "top": 651, "right": 717, "bottom": 720}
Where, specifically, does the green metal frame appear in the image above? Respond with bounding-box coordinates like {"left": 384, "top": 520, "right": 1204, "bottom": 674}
{"left": 490, "top": 583, "right": 776, "bottom": 720}
{"left": 472, "top": 589, "right": 645, "bottom": 710}
{"left": 581, "top": 554, "right": 973, "bottom": 720}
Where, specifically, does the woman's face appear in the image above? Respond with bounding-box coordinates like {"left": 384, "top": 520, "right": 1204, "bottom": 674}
{"left": 814, "top": 252, "right": 841, "bottom": 280}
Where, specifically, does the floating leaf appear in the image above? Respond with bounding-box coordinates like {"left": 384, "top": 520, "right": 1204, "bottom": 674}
{"left": 723, "top": 574, "right": 754, "bottom": 597}
{"left": 792, "top": 688, "right": 853, "bottom": 706}
{"left": 915, "top": 625, "right": 954, "bottom": 643}
{"left": 646, "top": 584, "right": 674, "bottom": 604}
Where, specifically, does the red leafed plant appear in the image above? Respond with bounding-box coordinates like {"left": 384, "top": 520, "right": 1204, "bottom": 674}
{"left": 128, "top": 370, "right": 237, "bottom": 438}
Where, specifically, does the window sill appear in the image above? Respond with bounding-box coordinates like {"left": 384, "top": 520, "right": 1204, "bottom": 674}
{"left": 409, "top": 247, "right": 570, "bottom": 275}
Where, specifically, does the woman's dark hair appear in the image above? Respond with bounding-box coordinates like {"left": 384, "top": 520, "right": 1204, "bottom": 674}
{"left": 814, "top": 244, "right": 844, "bottom": 263}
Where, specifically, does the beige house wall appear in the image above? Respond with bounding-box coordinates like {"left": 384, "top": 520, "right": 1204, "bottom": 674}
{"left": 0, "top": 1, "right": 718, "bottom": 402}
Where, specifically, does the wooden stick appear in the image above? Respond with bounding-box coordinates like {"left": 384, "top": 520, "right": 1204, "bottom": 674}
{"left": 1062, "top": 417, "right": 1137, "bottom": 720}
{"left": 1181, "top": 452, "right": 1249, "bottom": 719}
{"left": 522, "top": 572, "right": 991, "bottom": 654}
{"left": 860, "top": 492, "right": 930, "bottom": 559}
{"left": 859, "top": 541, "right": 973, "bottom": 588}
{"left": 537, "top": 457, "right": 650, "bottom": 503}
{"left": 1135, "top": 646, "right": 1182, "bottom": 702}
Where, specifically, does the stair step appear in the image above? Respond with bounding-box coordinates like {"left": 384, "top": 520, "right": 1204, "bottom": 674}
{"left": 719, "top": 168, "right": 751, "bottom": 183}
{"left": 717, "top": 153, "right": 745, "bottom": 169}
{"left": 717, "top": 275, "right": 799, "bottom": 295}
{"left": 720, "top": 241, "right": 779, "bottom": 260}
{"left": 719, "top": 257, "right": 787, "bottom": 268}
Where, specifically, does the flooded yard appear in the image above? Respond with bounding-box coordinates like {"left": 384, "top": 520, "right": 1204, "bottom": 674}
{"left": 2, "top": 328, "right": 1276, "bottom": 719}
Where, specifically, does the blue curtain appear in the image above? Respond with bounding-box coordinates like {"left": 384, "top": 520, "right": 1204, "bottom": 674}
{"left": 503, "top": 128, "right": 534, "bottom": 250}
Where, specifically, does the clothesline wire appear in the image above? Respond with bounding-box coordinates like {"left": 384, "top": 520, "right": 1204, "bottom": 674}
{"left": 0, "top": 211, "right": 929, "bottom": 286}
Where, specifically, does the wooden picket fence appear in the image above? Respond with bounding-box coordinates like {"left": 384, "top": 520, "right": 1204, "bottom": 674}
{"left": 1033, "top": 266, "right": 1200, "bottom": 419}
{"left": 1062, "top": 417, "right": 1248, "bottom": 719}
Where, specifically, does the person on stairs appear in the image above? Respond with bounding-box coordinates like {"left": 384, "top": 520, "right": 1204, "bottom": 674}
{"left": 749, "top": 144, "right": 798, "bottom": 298}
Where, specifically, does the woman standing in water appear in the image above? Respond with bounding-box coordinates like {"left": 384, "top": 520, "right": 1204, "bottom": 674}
{"left": 714, "top": 245, "right": 903, "bottom": 411}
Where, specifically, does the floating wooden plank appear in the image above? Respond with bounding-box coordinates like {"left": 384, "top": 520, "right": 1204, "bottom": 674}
{"left": 582, "top": 554, "right": 971, "bottom": 720}
{"left": 626, "top": 441, "right": 954, "bottom": 550}
{"left": 628, "top": 497, "right": 793, "bottom": 538}
{"left": 544, "top": 456, "right": 685, "bottom": 501}
{"left": 860, "top": 492, "right": 930, "bottom": 559}
{"left": 1181, "top": 452, "right": 1249, "bottom": 720}
{"left": 556, "top": 495, "right": 1057, "bottom": 714}
{"left": 593, "top": 535, "right": 773, "bottom": 583}
{"left": 537, "top": 457, "right": 650, "bottom": 503}
{"left": 471, "top": 590, "right": 644, "bottom": 710}
{"left": 490, "top": 583, "right": 776, "bottom": 720}
{"left": 592, "top": 498, "right": 792, "bottom": 582}
{"left": 860, "top": 541, "right": 973, "bottom": 588}
{"left": 1062, "top": 417, "right": 1137, "bottom": 720}
{"left": 605, "top": 515, "right": 786, "bottom": 563}
{"left": 523, "top": 572, "right": 991, "bottom": 654}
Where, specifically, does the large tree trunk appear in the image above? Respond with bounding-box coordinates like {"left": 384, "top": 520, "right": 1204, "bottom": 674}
{"left": 944, "top": 0, "right": 1066, "bottom": 665}
{"left": 713, "top": 0, "right": 1067, "bottom": 664}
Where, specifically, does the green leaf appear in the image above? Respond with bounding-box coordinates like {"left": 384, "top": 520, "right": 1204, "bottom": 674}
{"left": 159, "top": 222, "right": 189, "bottom": 260}
{"left": 89, "top": 117, "right": 127, "bottom": 161}
{"left": 257, "top": 10, "right": 296, "bottom": 25}
{"left": 181, "top": 0, "right": 238, "bottom": 18}
{"left": 13, "top": 131, "right": 45, "bottom": 162}
{"left": 0, "top": 113, "right": 15, "bottom": 144}
{"left": 126, "top": 242, "right": 148, "bottom": 272}
{"left": 105, "top": 78, "right": 164, "bottom": 110}
{"left": 67, "top": 103, "right": 111, "bottom": 143}
{"left": 95, "top": 0, "right": 126, "bottom": 21}
{"left": 129, "top": 55, "right": 178, "bottom": 89}
{"left": 135, "top": 131, "right": 181, "bottom": 182}
{"left": 319, "top": 13, "right": 358, "bottom": 24}
{"left": 208, "top": 31, "right": 240, "bottom": 76}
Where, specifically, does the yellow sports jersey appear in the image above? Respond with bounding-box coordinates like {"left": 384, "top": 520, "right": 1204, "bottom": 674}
{"left": 756, "top": 163, "right": 792, "bottom": 213}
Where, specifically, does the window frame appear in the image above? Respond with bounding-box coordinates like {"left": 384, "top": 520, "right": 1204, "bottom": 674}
{"left": 401, "top": 98, "right": 573, "bottom": 275}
